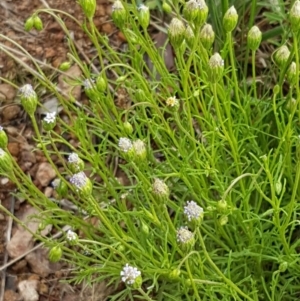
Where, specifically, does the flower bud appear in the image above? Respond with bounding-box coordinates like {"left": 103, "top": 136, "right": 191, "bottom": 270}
{"left": 286, "top": 62, "right": 297, "bottom": 86}
{"left": 0, "top": 126, "right": 8, "bottom": 148}
{"left": 123, "top": 122, "right": 133, "bottom": 135}
{"left": 219, "top": 215, "right": 228, "bottom": 226}
{"left": 138, "top": 4, "right": 150, "bottom": 29}
{"left": 183, "top": 0, "right": 208, "bottom": 26}
{"left": 24, "top": 17, "right": 34, "bottom": 31}
{"left": 141, "top": 221, "right": 149, "bottom": 236}
{"left": 42, "top": 112, "right": 56, "bottom": 131}
{"left": 286, "top": 97, "right": 296, "bottom": 112}
{"left": 33, "top": 15, "right": 43, "bottom": 31}
{"left": 0, "top": 148, "right": 13, "bottom": 174}
{"left": 208, "top": 52, "right": 224, "bottom": 83}
{"left": 275, "top": 180, "right": 282, "bottom": 195}
{"left": 279, "top": 261, "right": 288, "bottom": 272}
{"left": 162, "top": 1, "right": 172, "bottom": 14}
{"left": 185, "top": 25, "right": 195, "bottom": 48}
{"left": 290, "top": 0, "right": 300, "bottom": 33}
{"left": 112, "top": 0, "right": 127, "bottom": 28}
{"left": 274, "top": 45, "right": 290, "bottom": 68}
{"left": 49, "top": 246, "right": 63, "bottom": 262}
{"left": 68, "top": 152, "right": 85, "bottom": 173}
{"left": 79, "top": 0, "right": 96, "bottom": 19}
{"left": 247, "top": 25, "right": 262, "bottom": 51}
{"left": 200, "top": 24, "right": 215, "bottom": 49}
{"left": 52, "top": 178, "right": 68, "bottom": 198}
{"left": 135, "top": 88, "right": 146, "bottom": 102}
{"left": 96, "top": 75, "right": 107, "bottom": 93}
{"left": 121, "top": 264, "right": 142, "bottom": 289}
{"left": 217, "top": 200, "right": 227, "bottom": 212}
{"left": 273, "top": 84, "right": 280, "bottom": 95}
{"left": 223, "top": 6, "right": 238, "bottom": 33}
{"left": 83, "top": 78, "right": 98, "bottom": 100}
{"left": 69, "top": 171, "right": 93, "bottom": 197}
{"left": 168, "top": 18, "right": 185, "bottom": 48}
{"left": 58, "top": 61, "right": 72, "bottom": 71}
{"left": 19, "top": 84, "right": 38, "bottom": 116}
{"left": 152, "top": 178, "right": 169, "bottom": 201}
{"left": 133, "top": 139, "right": 147, "bottom": 161}
{"left": 176, "top": 226, "right": 195, "bottom": 252}
{"left": 164, "top": 268, "right": 181, "bottom": 280}
{"left": 66, "top": 229, "right": 78, "bottom": 245}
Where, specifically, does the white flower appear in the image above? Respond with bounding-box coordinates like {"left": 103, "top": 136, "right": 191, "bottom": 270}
{"left": 118, "top": 137, "right": 133, "bottom": 153}
{"left": 120, "top": 264, "right": 141, "bottom": 285}
{"left": 69, "top": 171, "right": 88, "bottom": 189}
{"left": 184, "top": 201, "right": 204, "bottom": 222}
{"left": 176, "top": 226, "right": 194, "bottom": 244}
{"left": 166, "top": 96, "right": 179, "bottom": 107}
{"left": 43, "top": 112, "right": 56, "bottom": 123}
{"left": 66, "top": 229, "right": 78, "bottom": 242}
{"left": 19, "top": 84, "right": 35, "bottom": 99}
{"left": 83, "top": 78, "right": 95, "bottom": 90}
{"left": 132, "top": 139, "right": 146, "bottom": 156}
{"left": 68, "top": 152, "right": 80, "bottom": 164}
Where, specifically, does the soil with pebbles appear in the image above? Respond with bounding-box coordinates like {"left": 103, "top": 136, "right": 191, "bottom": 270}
{"left": 0, "top": 0, "right": 125, "bottom": 300}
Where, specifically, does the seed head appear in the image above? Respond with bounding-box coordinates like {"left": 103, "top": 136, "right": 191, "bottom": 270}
{"left": 208, "top": 53, "right": 224, "bottom": 83}
{"left": 286, "top": 61, "right": 297, "bottom": 86}
{"left": 120, "top": 264, "right": 142, "bottom": 288}
{"left": 152, "top": 178, "right": 169, "bottom": 200}
{"left": 290, "top": 0, "right": 300, "bottom": 32}
{"left": 19, "top": 84, "right": 38, "bottom": 115}
{"left": 274, "top": 45, "right": 290, "bottom": 67}
{"left": 0, "top": 126, "right": 8, "bottom": 148}
{"left": 168, "top": 18, "right": 185, "bottom": 48}
{"left": 223, "top": 6, "right": 238, "bottom": 33}
{"left": 79, "top": 0, "right": 96, "bottom": 19}
{"left": 0, "top": 148, "right": 13, "bottom": 174}
{"left": 112, "top": 0, "right": 127, "bottom": 28}
{"left": 247, "top": 25, "right": 262, "bottom": 51}
{"left": 200, "top": 24, "right": 215, "bottom": 49}
{"left": 133, "top": 139, "right": 147, "bottom": 161}
{"left": 183, "top": 0, "right": 208, "bottom": 26}
{"left": 176, "top": 226, "right": 195, "bottom": 251}
{"left": 138, "top": 4, "right": 150, "bottom": 29}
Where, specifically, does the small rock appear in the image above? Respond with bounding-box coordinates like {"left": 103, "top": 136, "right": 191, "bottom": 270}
{"left": 7, "top": 229, "right": 34, "bottom": 258}
{"left": 26, "top": 248, "right": 61, "bottom": 278}
{"left": 0, "top": 212, "right": 5, "bottom": 220}
{"left": 44, "top": 187, "right": 53, "bottom": 198}
{"left": 58, "top": 65, "right": 82, "bottom": 101}
{"left": 1, "top": 105, "right": 21, "bottom": 121}
{"left": 36, "top": 162, "right": 56, "bottom": 186}
{"left": 4, "top": 290, "right": 21, "bottom": 301}
{"left": 0, "top": 83, "right": 16, "bottom": 101}
{"left": 21, "top": 151, "right": 36, "bottom": 164}
{"left": 18, "top": 279, "right": 39, "bottom": 301}
{"left": 7, "top": 142, "right": 20, "bottom": 157}
{"left": 38, "top": 281, "right": 49, "bottom": 295}
{"left": 0, "top": 177, "right": 9, "bottom": 185}
{"left": 11, "top": 259, "right": 27, "bottom": 272}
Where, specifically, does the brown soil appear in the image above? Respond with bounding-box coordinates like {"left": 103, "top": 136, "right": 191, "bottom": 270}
{"left": 0, "top": 1, "right": 123, "bottom": 300}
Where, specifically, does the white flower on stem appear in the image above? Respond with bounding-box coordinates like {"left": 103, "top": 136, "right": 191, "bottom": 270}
{"left": 176, "top": 226, "right": 195, "bottom": 251}
{"left": 68, "top": 153, "right": 84, "bottom": 172}
{"left": 120, "top": 264, "right": 141, "bottom": 287}
{"left": 43, "top": 112, "right": 56, "bottom": 123}
{"left": 184, "top": 201, "right": 204, "bottom": 222}
{"left": 166, "top": 96, "right": 179, "bottom": 108}
{"left": 118, "top": 137, "right": 133, "bottom": 153}
{"left": 68, "top": 153, "right": 80, "bottom": 164}
{"left": 69, "top": 171, "right": 92, "bottom": 196}
{"left": 66, "top": 229, "right": 78, "bottom": 242}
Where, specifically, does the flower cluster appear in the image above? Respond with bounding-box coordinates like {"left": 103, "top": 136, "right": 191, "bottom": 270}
{"left": 69, "top": 171, "right": 92, "bottom": 196}
{"left": 184, "top": 201, "right": 203, "bottom": 221}
{"left": 120, "top": 263, "right": 142, "bottom": 287}
{"left": 66, "top": 229, "right": 78, "bottom": 243}
{"left": 44, "top": 112, "right": 56, "bottom": 123}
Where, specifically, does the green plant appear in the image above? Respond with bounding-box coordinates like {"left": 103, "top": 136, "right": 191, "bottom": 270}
{"left": 1, "top": 0, "right": 300, "bottom": 300}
